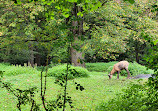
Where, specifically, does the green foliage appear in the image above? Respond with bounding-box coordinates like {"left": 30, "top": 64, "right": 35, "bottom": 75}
{"left": 0, "top": 0, "right": 69, "bottom": 65}
{"left": 144, "top": 41, "right": 158, "bottom": 72}
{"left": 39, "top": 63, "right": 81, "bottom": 111}
{"left": 146, "top": 72, "right": 158, "bottom": 110}
{"left": 84, "top": 1, "right": 130, "bottom": 60}
{"left": 3, "top": 65, "right": 39, "bottom": 76}
{"left": 123, "top": 0, "right": 135, "bottom": 4}
{"left": 86, "top": 62, "right": 117, "bottom": 72}
{"left": 50, "top": 46, "right": 68, "bottom": 63}
{"left": 83, "top": 0, "right": 157, "bottom": 62}
{"left": 1, "top": 0, "right": 157, "bottom": 65}
{"left": 144, "top": 34, "right": 158, "bottom": 110}
{"left": 47, "top": 64, "right": 89, "bottom": 80}
{"left": 96, "top": 81, "right": 148, "bottom": 111}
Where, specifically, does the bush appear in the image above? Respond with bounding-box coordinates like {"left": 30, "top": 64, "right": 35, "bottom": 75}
{"left": 47, "top": 64, "right": 89, "bottom": 80}
{"left": 3, "top": 65, "right": 39, "bottom": 76}
{"left": 86, "top": 62, "right": 117, "bottom": 72}
{"left": 96, "top": 81, "right": 148, "bottom": 111}
{"left": 145, "top": 71, "right": 158, "bottom": 110}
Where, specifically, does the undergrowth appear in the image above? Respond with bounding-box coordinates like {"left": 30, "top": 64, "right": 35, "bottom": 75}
{"left": 96, "top": 81, "right": 148, "bottom": 111}
{"left": 86, "top": 62, "right": 117, "bottom": 72}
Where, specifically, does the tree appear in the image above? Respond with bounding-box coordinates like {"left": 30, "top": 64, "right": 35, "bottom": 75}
{"left": 82, "top": 0, "right": 157, "bottom": 63}
{"left": 122, "top": 0, "right": 158, "bottom": 64}
{"left": 0, "top": 0, "right": 136, "bottom": 66}
{"left": 0, "top": 0, "right": 67, "bottom": 66}
{"left": 0, "top": 0, "right": 45, "bottom": 65}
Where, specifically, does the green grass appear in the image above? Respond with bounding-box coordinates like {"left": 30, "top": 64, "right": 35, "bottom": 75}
{"left": 0, "top": 63, "right": 40, "bottom": 76}
{"left": 0, "top": 72, "right": 147, "bottom": 110}
{"left": 0, "top": 63, "right": 10, "bottom": 71}
{"left": 0, "top": 62, "right": 150, "bottom": 110}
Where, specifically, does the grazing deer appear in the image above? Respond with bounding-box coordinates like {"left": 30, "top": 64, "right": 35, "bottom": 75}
{"left": 108, "top": 61, "right": 130, "bottom": 79}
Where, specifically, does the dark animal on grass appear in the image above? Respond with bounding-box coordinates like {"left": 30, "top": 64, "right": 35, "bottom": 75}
{"left": 108, "top": 61, "right": 130, "bottom": 79}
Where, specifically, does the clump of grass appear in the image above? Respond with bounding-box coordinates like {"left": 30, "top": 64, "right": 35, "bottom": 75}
{"left": 47, "top": 64, "right": 89, "bottom": 80}
{"left": 0, "top": 63, "right": 10, "bottom": 71}
{"left": 3, "top": 65, "right": 39, "bottom": 76}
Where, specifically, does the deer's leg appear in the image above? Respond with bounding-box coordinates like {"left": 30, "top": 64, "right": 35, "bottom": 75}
{"left": 125, "top": 68, "right": 130, "bottom": 79}
{"left": 117, "top": 71, "right": 120, "bottom": 79}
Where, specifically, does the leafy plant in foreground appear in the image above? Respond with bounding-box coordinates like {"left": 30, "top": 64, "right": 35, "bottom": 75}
{"left": 96, "top": 80, "right": 148, "bottom": 111}
{"left": 145, "top": 74, "right": 158, "bottom": 110}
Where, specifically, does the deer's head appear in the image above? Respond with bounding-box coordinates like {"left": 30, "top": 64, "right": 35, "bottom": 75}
{"left": 108, "top": 73, "right": 112, "bottom": 79}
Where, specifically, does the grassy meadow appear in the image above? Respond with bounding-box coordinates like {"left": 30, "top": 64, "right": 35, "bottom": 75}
{"left": 0, "top": 62, "right": 153, "bottom": 111}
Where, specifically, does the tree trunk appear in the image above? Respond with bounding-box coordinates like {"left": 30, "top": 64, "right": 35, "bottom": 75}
{"left": 135, "top": 43, "right": 139, "bottom": 63}
{"left": 35, "top": 53, "right": 41, "bottom": 66}
{"left": 28, "top": 43, "right": 34, "bottom": 67}
{"left": 35, "top": 46, "right": 41, "bottom": 66}
{"left": 70, "top": 3, "right": 85, "bottom": 67}
{"left": 135, "top": 50, "right": 139, "bottom": 63}
{"left": 70, "top": 46, "right": 85, "bottom": 67}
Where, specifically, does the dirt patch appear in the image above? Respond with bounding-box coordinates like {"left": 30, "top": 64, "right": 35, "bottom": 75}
{"left": 131, "top": 74, "right": 153, "bottom": 79}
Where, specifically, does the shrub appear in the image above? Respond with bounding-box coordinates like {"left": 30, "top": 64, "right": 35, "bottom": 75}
{"left": 47, "top": 64, "right": 89, "bottom": 80}
{"left": 96, "top": 81, "right": 148, "bottom": 111}
{"left": 145, "top": 71, "right": 158, "bottom": 110}
{"left": 86, "top": 62, "right": 117, "bottom": 72}
{"left": 3, "top": 65, "right": 39, "bottom": 76}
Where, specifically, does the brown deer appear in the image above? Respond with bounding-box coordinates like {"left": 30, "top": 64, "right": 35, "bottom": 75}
{"left": 108, "top": 61, "right": 130, "bottom": 79}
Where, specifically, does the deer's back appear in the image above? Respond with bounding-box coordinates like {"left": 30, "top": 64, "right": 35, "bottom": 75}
{"left": 114, "top": 61, "right": 129, "bottom": 71}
